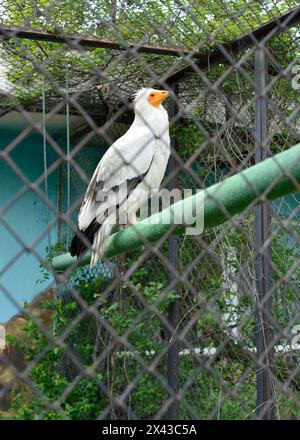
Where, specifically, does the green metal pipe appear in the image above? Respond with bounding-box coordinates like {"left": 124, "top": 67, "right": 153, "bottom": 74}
{"left": 52, "top": 142, "right": 300, "bottom": 271}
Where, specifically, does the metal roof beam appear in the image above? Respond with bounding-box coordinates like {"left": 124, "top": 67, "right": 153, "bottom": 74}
{"left": 0, "top": 25, "right": 204, "bottom": 58}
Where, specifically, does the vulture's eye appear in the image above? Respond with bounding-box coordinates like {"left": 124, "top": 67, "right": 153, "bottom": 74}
{"left": 150, "top": 93, "right": 155, "bottom": 97}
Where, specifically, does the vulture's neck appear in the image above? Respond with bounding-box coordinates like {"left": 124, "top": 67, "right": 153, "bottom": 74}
{"left": 133, "top": 104, "right": 169, "bottom": 130}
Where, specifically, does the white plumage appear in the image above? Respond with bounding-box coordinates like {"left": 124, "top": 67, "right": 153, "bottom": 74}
{"left": 70, "top": 87, "right": 171, "bottom": 265}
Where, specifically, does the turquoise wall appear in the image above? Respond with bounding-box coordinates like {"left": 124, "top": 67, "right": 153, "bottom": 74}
{"left": 0, "top": 133, "right": 59, "bottom": 322}
{"left": 0, "top": 125, "right": 106, "bottom": 323}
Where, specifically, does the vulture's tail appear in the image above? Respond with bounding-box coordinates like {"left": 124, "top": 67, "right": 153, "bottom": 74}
{"left": 90, "top": 219, "right": 113, "bottom": 266}
{"left": 70, "top": 219, "right": 112, "bottom": 267}
{"left": 70, "top": 220, "right": 100, "bottom": 259}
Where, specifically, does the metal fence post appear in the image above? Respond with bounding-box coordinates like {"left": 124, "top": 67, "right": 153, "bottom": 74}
{"left": 167, "top": 83, "right": 180, "bottom": 419}
{"left": 254, "top": 44, "right": 275, "bottom": 420}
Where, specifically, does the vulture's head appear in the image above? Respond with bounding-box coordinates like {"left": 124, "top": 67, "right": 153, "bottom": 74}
{"left": 133, "top": 88, "right": 169, "bottom": 116}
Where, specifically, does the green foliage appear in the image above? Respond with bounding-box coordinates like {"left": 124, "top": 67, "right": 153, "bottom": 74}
{"left": 36, "top": 238, "right": 68, "bottom": 284}
{"left": 3, "top": 211, "right": 300, "bottom": 420}
{"left": 3, "top": 254, "right": 174, "bottom": 419}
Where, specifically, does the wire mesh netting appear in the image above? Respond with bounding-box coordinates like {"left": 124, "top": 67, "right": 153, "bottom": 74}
{"left": 1, "top": 0, "right": 300, "bottom": 420}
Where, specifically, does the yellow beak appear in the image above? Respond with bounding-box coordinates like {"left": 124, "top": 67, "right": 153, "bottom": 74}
{"left": 149, "top": 90, "right": 169, "bottom": 107}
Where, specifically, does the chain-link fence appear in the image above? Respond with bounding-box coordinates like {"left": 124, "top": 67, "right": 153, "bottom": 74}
{"left": 1, "top": 0, "right": 300, "bottom": 420}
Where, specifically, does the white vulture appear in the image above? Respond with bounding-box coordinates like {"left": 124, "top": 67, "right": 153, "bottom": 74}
{"left": 70, "top": 88, "right": 171, "bottom": 266}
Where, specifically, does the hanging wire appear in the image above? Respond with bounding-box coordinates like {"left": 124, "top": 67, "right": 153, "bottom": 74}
{"left": 65, "top": 64, "right": 71, "bottom": 251}
{"left": 42, "top": 77, "right": 51, "bottom": 250}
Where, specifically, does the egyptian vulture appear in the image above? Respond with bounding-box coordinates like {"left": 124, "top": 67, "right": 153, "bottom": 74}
{"left": 70, "top": 88, "right": 171, "bottom": 266}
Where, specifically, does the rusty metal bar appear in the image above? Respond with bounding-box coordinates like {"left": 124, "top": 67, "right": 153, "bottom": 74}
{"left": 0, "top": 25, "right": 201, "bottom": 58}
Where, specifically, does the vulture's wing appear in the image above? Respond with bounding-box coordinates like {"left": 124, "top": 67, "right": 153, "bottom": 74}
{"left": 78, "top": 125, "right": 156, "bottom": 231}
